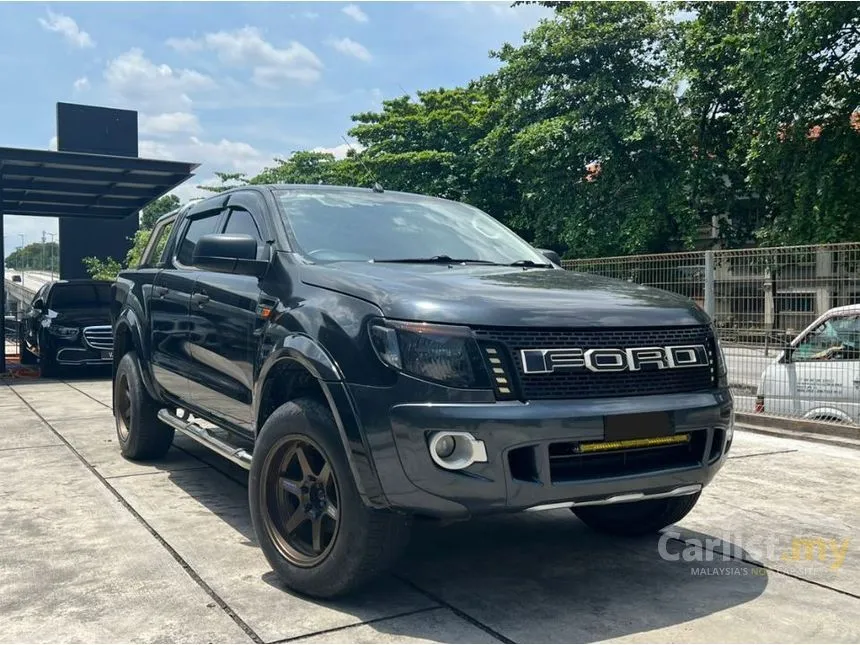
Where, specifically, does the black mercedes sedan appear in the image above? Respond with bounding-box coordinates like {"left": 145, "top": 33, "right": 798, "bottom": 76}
{"left": 19, "top": 279, "right": 113, "bottom": 377}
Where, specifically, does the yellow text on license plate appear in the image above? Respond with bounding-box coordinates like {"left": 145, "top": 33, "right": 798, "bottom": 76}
{"left": 577, "top": 434, "right": 691, "bottom": 454}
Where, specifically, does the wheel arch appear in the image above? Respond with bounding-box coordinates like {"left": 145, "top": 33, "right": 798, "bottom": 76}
{"left": 113, "top": 308, "right": 160, "bottom": 402}
{"left": 254, "top": 334, "right": 387, "bottom": 508}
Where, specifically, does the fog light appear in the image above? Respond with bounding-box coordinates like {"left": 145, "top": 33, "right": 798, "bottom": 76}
{"left": 434, "top": 435, "right": 456, "bottom": 459}
{"left": 428, "top": 432, "right": 488, "bottom": 470}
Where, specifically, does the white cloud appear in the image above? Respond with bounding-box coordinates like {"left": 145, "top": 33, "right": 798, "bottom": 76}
{"left": 294, "top": 11, "right": 320, "bottom": 20}
{"left": 326, "top": 37, "right": 372, "bottom": 62}
{"left": 38, "top": 10, "right": 95, "bottom": 48}
{"left": 140, "top": 136, "right": 272, "bottom": 201}
{"left": 139, "top": 112, "right": 201, "bottom": 136}
{"left": 73, "top": 76, "right": 90, "bottom": 92}
{"left": 177, "top": 27, "right": 323, "bottom": 87}
{"left": 166, "top": 36, "right": 203, "bottom": 53}
{"left": 342, "top": 4, "right": 369, "bottom": 23}
{"left": 104, "top": 48, "right": 216, "bottom": 112}
{"left": 312, "top": 143, "right": 364, "bottom": 160}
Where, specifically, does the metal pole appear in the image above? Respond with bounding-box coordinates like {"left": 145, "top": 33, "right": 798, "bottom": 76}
{"left": 704, "top": 250, "right": 715, "bottom": 318}
{"left": 18, "top": 234, "right": 24, "bottom": 288}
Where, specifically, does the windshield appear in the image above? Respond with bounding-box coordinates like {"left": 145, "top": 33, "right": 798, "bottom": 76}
{"left": 275, "top": 190, "right": 548, "bottom": 265}
{"left": 48, "top": 284, "right": 111, "bottom": 309}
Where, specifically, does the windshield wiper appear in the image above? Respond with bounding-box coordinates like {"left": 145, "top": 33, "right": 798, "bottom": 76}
{"left": 372, "top": 255, "right": 501, "bottom": 265}
{"left": 509, "top": 259, "right": 553, "bottom": 268}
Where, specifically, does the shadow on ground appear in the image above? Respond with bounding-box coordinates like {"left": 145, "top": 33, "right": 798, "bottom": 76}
{"left": 149, "top": 443, "right": 769, "bottom": 643}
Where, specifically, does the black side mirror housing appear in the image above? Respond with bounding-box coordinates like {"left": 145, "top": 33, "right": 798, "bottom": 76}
{"left": 33, "top": 298, "right": 45, "bottom": 311}
{"left": 192, "top": 234, "right": 268, "bottom": 276}
{"left": 538, "top": 248, "right": 562, "bottom": 265}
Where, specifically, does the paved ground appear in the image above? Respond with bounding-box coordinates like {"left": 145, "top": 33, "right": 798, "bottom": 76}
{"left": 1, "top": 373, "right": 858, "bottom": 643}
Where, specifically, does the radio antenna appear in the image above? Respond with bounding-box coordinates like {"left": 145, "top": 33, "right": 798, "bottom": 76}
{"left": 341, "top": 135, "right": 383, "bottom": 193}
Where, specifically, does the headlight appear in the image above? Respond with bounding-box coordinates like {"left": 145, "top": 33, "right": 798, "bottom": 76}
{"left": 369, "top": 320, "right": 491, "bottom": 389}
{"left": 47, "top": 325, "right": 79, "bottom": 339}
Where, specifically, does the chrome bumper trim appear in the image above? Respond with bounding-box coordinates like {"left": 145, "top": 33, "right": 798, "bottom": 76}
{"left": 525, "top": 484, "right": 703, "bottom": 512}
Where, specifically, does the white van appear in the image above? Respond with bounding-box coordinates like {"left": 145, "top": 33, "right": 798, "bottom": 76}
{"left": 756, "top": 304, "right": 860, "bottom": 424}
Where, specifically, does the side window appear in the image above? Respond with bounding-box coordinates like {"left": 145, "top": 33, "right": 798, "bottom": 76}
{"left": 140, "top": 218, "right": 175, "bottom": 269}
{"left": 176, "top": 212, "right": 223, "bottom": 266}
{"left": 794, "top": 315, "right": 860, "bottom": 361}
{"left": 223, "top": 208, "right": 262, "bottom": 242}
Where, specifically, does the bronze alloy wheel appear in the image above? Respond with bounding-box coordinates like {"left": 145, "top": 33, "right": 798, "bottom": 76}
{"left": 260, "top": 435, "right": 341, "bottom": 567}
{"left": 115, "top": 371, "right": 132, "bottom": 442}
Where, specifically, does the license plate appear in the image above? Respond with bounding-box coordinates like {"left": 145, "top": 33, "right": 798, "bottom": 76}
{"left": 101, "top": 350, "right": 113, "bottom": 360}
{"left": 604, "top": 411, "right": 672, "bottom": 441}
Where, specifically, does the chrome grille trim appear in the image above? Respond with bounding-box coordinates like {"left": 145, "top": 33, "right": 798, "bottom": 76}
{"left": 83, "top": 325, "right": 113, "bottom": 350}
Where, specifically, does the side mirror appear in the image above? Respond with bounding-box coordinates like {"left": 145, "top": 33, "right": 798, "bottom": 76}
{"left": 33, "top": 298, "right": 45, "bottom": 311}
{"left": 192, "top": 234, "right": 268, "bottom": 276}
{"left": 537, "top": 248, "right": 562, "bottom": 265}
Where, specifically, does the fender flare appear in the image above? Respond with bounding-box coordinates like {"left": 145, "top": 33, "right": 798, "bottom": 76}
{"left": 254, "top": 333, "right": 387, "bottom": 507}
{"left": 114, "top": 308, "right": 160, "bottom": 402}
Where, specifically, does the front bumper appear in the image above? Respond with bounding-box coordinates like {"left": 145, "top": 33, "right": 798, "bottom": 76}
{"left": 349, "top": 383, "right": 734, "bottom": 519}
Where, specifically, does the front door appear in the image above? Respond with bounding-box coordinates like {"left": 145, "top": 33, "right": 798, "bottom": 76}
{"left": 150, "top": 206, "right": 225, "bottom": 400}
{"left": 788, "top": 312, "right": 860, "bottom": 421}
{"left": 186, "top": 195, "right": 271, "bottom": 432}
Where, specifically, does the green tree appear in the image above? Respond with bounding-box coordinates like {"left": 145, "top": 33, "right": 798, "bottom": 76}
{"left": 484, "top": 1, "right": 696, "bottom": 257}
{"left": 141, "top": 194, "right": 181, "bottom": 229}
{"left": 672, "top": 1, "right": 860, "bottom": 246}
{"left": 6, "top": 242, "right": 60, "bottom": 272}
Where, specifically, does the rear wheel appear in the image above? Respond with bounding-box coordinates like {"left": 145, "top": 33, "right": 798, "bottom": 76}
{"left": 249, "top": 397, "right": 411, "bottom": 598}
{"left": 114, "top": 351, "right": 174, "bottom": 460}
{"left": 572, "top": 492, "right": 701, "bottom": 536}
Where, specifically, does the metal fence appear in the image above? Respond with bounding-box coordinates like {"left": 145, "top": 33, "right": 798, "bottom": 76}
{"left": 564, "top": 243, "right": 860, "bottom": 424}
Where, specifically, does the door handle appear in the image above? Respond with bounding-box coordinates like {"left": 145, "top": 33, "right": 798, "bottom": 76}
{"left": 191, "top": 293, "right": 210, "bottom": 307}
{"left": 153, "top": 285, "right": 168, "bottom": 298}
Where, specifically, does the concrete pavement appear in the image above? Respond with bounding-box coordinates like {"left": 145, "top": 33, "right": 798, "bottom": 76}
{"left": 1, "top": 374, "right": 858, "bottom": 643}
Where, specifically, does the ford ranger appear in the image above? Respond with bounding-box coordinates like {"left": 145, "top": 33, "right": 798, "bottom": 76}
{"left": 111, "top": 184, "right": 734, "bottom": 598}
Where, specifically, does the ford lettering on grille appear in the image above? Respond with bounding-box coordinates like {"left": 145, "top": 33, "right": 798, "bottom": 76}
{"left": 520, "top": 345, "right": 708, "bottom": 374}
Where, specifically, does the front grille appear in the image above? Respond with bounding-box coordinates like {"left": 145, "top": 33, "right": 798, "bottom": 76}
{"left": 547, "top": 430, "right": 707, "bottom": 483}
{"left": 472, "top": 325, "right": 716, "bottom": 400}
{"left": 83, "top": 325, "right": 113, "bottom": 350}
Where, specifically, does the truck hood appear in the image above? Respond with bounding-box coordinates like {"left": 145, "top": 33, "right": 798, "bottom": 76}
{"left": 300, "top": 263, "right": 710, "bottom": 328}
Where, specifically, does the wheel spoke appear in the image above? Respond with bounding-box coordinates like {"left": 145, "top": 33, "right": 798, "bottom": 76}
{"left": 279, "top": 477, "right": 302, "bottom": 497}
{"left": 318, "top": 462, "right": 331, "bottom": 485}
{"left": 311, "top": 518, "right": 323, "bottom": 552}
{"left": 294, "top": 447, "right": 312, "bottom": 479}
{"left": 284, "top": 508, "right": 307, "bottom": 534}
{"left": 325, "top": 502, "right": 338, "bottom": 521}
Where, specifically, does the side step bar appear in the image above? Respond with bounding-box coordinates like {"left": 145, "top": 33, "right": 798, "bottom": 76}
{"left": 157, "top": 409, "right": 252, "bottom": 470}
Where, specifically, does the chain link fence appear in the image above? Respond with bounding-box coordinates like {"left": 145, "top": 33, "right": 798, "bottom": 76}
{"left": 564, "top": 243, "right": 860, "bottom": 424}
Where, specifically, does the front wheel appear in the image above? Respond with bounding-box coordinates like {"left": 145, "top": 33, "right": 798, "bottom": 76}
{"left": 249, "top": 397, "right": 411, "bottom": 599}
{"left": 572, "top": 492, "right": 701, "bottom": 537}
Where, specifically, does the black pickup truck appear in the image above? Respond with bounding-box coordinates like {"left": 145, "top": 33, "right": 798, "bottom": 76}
{"left": 111, "top": 184, "right": 734, "bottom": 598}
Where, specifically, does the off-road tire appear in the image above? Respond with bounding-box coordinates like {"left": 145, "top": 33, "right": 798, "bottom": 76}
{"left": 114, "top": 351, "right": 174, "bottom": 460}
{"left": 249, "top": 397, "right": 411, "bottom": 599}
{"left": 572, "top": 492, "right": 701, "bottom": 536}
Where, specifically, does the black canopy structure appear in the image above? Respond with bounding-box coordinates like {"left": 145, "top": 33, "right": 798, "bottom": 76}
{"left": 0, "top": 146, "right": 198, "bottom": 219}
{"left": 0, "top": 146, "right": 199, "bottom": 373}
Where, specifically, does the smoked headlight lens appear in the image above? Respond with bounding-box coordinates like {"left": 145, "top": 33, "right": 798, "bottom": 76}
{"left": 48, "top": 325, "right": 79, "bottom": 340}
{"left": 369, "top": 320, "right": 491, "bottom": 388}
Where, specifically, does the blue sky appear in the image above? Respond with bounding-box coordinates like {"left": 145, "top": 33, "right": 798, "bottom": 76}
{"left": 0, "top": 1, "right": 549, "bottom": 254}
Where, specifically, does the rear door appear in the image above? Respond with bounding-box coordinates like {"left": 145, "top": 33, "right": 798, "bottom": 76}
{"left": 149, "top": 204, "right": 226, "bottom": 400}
{"left": 186, "top": 190, "right": 272, "bottom": 431}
